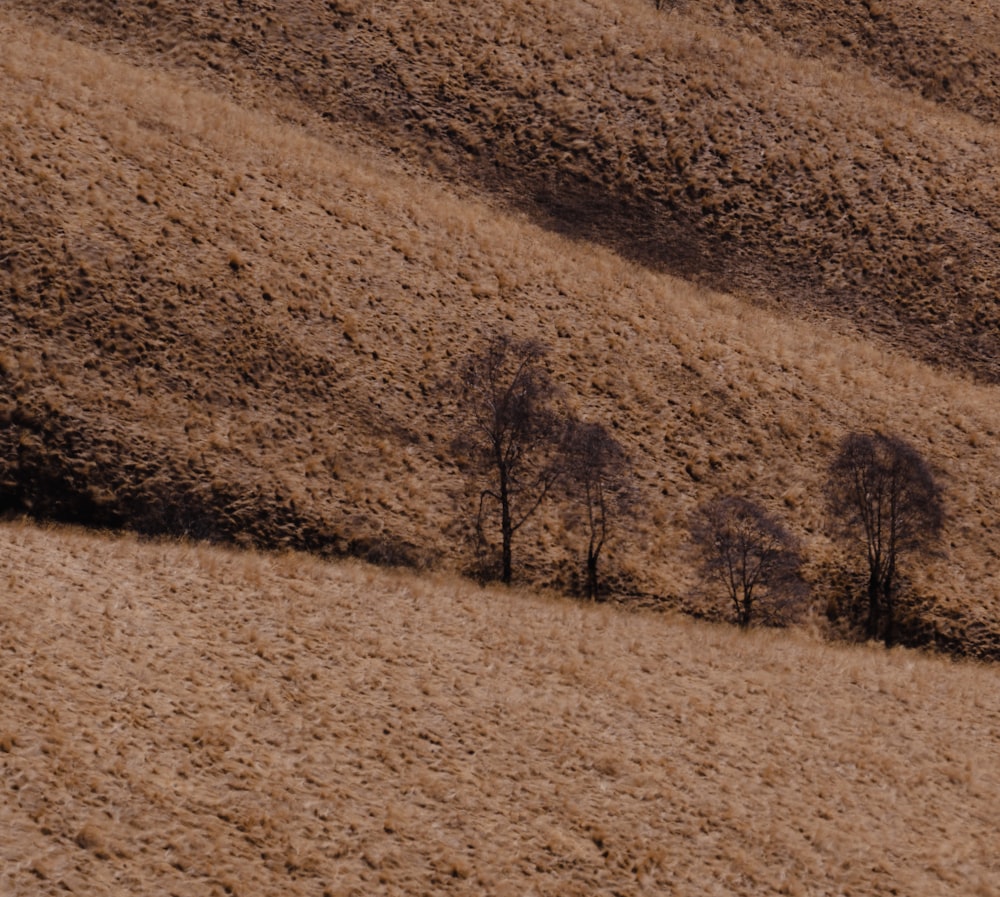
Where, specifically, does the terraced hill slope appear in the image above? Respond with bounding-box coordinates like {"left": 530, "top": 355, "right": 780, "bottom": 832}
{"left": 1, "top": 2, "right": 999, "bottom": 652}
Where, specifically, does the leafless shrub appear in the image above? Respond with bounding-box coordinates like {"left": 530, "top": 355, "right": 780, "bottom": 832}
{"left": 559, "top": 419, "right": 637, "bottom": 601}
{"left": 825, "top": 430, "right": 944, "bottom": 645}
{"left": 689, "top": 495, "right": 806, "bottom": 628}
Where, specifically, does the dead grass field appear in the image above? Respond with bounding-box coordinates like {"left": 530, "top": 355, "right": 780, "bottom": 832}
{"left": 1, "top": 5, "right": 999, "bottom": 652}
{"left": 13, "top": 0, "right": 1000, "bottom": 379}
{"left": 685, "top": 0, "right": 1000, "bottom": 124}
{"left": 1, "top": 519, "right": 998, "bottom": 896}
{"left": 2, "top": 3, "right": 999, "bottom": 892}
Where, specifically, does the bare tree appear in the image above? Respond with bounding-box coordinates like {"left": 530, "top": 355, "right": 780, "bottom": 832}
{"left": 451, "top": 332, "right": 563, "bottom": 584}
{"left": 690, "top": 495, "right": 805, "bottom": 628}
{"left": 560, "top": 419, "right": 636, "bottom": 600}
{"left": 825, "top": 431, "right": 944, "bottom": 644}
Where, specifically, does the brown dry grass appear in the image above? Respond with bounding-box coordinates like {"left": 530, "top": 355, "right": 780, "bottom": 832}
{"left": 3, "top": 3, "right": 1000, "bottom": 891}
{"left": 12, "top": 0, "right": 1000, "bottom": 379}
{"left": 1, "top": 6, "right": 1000, "bottom": 652}
{"left": 685, "top": 0, "right": 1000, "bottom": 124}
{"left": 1, "top": 518, "right": 998, "bottom": 896}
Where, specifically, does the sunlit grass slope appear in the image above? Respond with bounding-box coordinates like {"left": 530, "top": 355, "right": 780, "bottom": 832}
{"left": 1, "top": 520, "right": 998, "bottom": 897}
{"left": 1, "top": 12, "right": 999, "bottom": 652}
{"left": 13, "top": 0, "right": 1000, "bottom": 381}
{"left": 687, "top": 0, "right": 1000, "bottom": 124}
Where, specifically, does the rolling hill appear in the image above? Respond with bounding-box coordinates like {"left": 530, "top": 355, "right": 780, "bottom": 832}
{"left": 2, "top": 2, "right": 1000, "bottom": 892}
{"left": 13, "top": 0, "right": 1000, "bottom": 379}
{"left": 1, "top": 520, "right": 998, "bottom": 896}
{"left": 0, "top": 0, "right": 999, "bottom": 654}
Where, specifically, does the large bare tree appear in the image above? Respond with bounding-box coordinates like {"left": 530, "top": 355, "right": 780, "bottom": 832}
{"left": 560, "top": 419, "right": 636, "bottom": 600}
{"left": 689, "top": 495, "right": 805, "bottom": 628}
{"left": 452, "top": 332, "right": 563, "bottom": 584}
{"left": 825, "top": 431, "right": 944, "bottom": 644}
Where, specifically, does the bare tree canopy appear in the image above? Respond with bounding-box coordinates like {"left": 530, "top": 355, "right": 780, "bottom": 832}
{"left": 825, "top": 430, "right": 944, "bottom": 644}
{"left": 690, "top": 495, "right": 805, "bottom": 628}
{"left": 560, "top": 419, "right": 637, "bottom": 600}
{"left": 451, "top": 332, "right": 564, "bottom": 584}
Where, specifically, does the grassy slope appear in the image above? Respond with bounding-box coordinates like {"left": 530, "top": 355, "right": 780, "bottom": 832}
{"left": 1, "top": 520, "right": 998, "bottom": 897}
{"left": 686, "top": 0, "right": 1000, "bottom": 124}
{"left": 1, "top": 8, "right": 999, "bottom": 651}
{"left": 13, "top": 0, "right": 1000, "bottom": 380}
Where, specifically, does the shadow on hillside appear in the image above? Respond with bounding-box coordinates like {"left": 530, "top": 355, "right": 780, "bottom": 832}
{"left": 0, "top": 404, "right": 422, "bottom": 568}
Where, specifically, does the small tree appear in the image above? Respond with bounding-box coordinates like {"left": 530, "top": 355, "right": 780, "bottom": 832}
{"left": 451, "top": 332, "right": 563, "bottom": 584}
{"left": 825, "top": 430, "right": 944, "bottom": 644}
{"left": 690, "top": 495, "right": 805, "bottom": 628}
{"left": 560, "top": 419, "right": 636, "bottom": 600}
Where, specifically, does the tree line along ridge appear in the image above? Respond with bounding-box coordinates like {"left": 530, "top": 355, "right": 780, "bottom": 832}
{"left": 449, "top": 330, "right": 946, "bottom": 650}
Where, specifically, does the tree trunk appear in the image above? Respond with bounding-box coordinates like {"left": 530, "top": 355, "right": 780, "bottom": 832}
{"left": 738, "top": 601, "right": 751, "bottom": 628}
{"left": 738, "top": 584, "right": 752, "bottom": 628}
{"left": 499, "top": 467, "right": 513, "bottom": 584}
{"left": 501, "top": 505, "right": 513, "bottom": 584}
{"left": 586, "top": 547, "right": 599, "bottom": 601}
{"left": 866, "top": 568, "right": 881, "bottom": 640}
{"left": 882, "top": 565, "right": 896, "bottom": 646}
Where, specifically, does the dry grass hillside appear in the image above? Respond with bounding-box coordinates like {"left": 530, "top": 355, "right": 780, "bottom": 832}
{"left": 13, "top": 0, "right": 1000, "bottom": 380}
{"left": 2, "top": 5, "right": 1000, "bottom": 654}
{"left": 2, "top": 520, "right": 998, "bottom": 896}
{"left": 686, "top": 0, "right": 1000, "bottom": 124}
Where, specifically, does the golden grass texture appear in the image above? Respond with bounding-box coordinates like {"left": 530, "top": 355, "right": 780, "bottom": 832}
{"left": 1, "top": 519, "right": 998, "bottom": 896}
{"left": 683, "top": 0, "right": 1000, "bottom": 124}
{"left": 12, "top": 0, "right": 1000, "bottom": 380}
{"left": 1, "top": 11, "right": 999, "bottom": 650}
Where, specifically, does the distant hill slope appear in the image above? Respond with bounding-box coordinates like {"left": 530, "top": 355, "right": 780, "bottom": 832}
{"left": 1, "top": 6, "right": 999, "bottom": 654}
{"left": 686, "top": 0, "right": 1000, "bottom": 124}
{"left": 12, "top": 0, "right": 1000, "bottom": 381}
{"left": 2, "top": 520, "right": 999, "bottom": 896}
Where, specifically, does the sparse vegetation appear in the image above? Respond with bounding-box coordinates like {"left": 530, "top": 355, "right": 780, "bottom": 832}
{"left": 450, "top": 332, "right": 564, "bottom": 584}
{"left": 825, "top": 431, "right": 945, "bottom": 645}
{"left": 689, "top": 495, "right": 806, "bottom": 628}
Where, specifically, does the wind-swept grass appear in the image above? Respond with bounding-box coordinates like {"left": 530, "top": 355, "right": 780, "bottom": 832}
{"left": 1, "top": 519, "right": 998, "bottom": 896}
{"left": 1, "top": 8, "right": 999, "bottom": 649}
